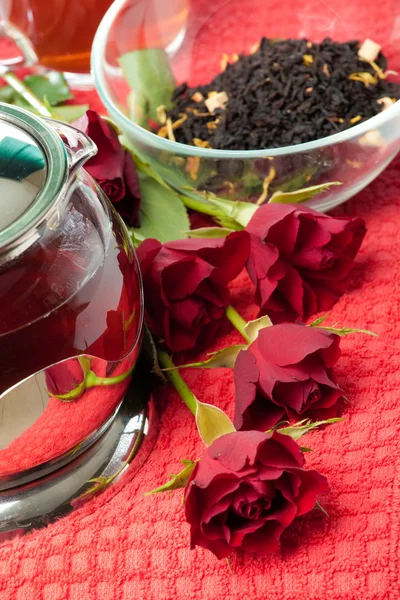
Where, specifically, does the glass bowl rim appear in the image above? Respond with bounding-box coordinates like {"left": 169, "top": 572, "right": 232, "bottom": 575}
{"left": 92, "top": 0, "right": 400, "bottom": 159}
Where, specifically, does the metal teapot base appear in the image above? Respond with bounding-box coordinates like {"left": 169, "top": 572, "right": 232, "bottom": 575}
{"left": 0, "top": 366, "right": 157, "bottom": 543}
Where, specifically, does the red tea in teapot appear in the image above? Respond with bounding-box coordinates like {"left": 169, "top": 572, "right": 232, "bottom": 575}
{"left": 0, "top": 181, "right": 141, "bottom": 396}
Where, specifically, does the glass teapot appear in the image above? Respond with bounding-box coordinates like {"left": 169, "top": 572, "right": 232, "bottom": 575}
{"left": 0, "top": 103, "right": 145, "bottom": 512}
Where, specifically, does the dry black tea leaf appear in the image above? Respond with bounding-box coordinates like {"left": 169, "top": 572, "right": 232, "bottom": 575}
{"left": 162, "top": 37, "right": 400, "bottom": 150}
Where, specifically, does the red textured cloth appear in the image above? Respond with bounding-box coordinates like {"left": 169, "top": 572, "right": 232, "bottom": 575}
{"left": 1, "top": 3, "right": 400, "bottom": 599}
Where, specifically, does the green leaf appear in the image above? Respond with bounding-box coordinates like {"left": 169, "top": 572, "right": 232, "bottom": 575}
{"left": 196, "top": 401, "right": 235, "bottom": 446}
{"left": 275, "top": 418, "right": 343, "bottom": 441}
{"left": 268, "top": 182, "right": 341, "bottom": 204}
{"left": 162, "top": 345, "right": 247, "bottom": 371}
{"left": 243, "top": 315, "right": 273, "bottom": 343}
{"left": 119, "top": 49, "right": 176, "bottom": 127}
{"left": 300, "top": 447, "right": 313, "bottom": 453}
{"left": 144, "top": 459, "right": 197, "bottom": 495}
{"left": 204, "top": 192, "right": 258, "bottom": 228}
{"left": 52, "top": 103, "right": 89, "bottom": 123}
{"left": 9, "top": 96, "right": 41, "bottom": 114}
{"left": 309, "top": 315, "right": 328, "bottom": 327}
{"left": 131, "top": 175, "right": 190, "bottom": 243}
{"left": 24, "top": 72, "right": 73, "bottom": 106}
{"left": 0, "top": 85, "right": 15, "bottom": 103}
{"left": 312, "top": 325, "right": 378, "bottom": 337}
{"left": 187, "top": 227, "right": 235, "bottom": 238}
{"left": 0, "top": 78, "right": 86, "bottom": 122}
{"left": 43, "top": 96, "right": 55, "bottom": 115}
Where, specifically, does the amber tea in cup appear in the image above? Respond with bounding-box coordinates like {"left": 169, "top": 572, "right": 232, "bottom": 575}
{"left": 6, "top": 0, "right": 114, "bottom": 72}
{"left": 5, "top": 0, "right": 189, "bottom": 73}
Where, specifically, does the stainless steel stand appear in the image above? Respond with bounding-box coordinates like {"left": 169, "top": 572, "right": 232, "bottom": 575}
{"left": 0, "top": 363, "right": 157, "bottom": 542}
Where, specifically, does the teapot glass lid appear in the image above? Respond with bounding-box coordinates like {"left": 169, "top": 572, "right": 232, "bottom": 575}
{"left": 0, "top": 103, "right": 67, "bottom": 250}
{"left": 0, "top": 121, "right": 47, "bottom": 233}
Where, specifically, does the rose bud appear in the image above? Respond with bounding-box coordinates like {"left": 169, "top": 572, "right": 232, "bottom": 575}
{"left": 246, "top": 204, "right": 366, "bottom": 321}
{"left": 185, "top": 430, "right": 329, "bottom": 559}
{"left": 73, "top": 110, "right": 141, "bottom": 226}
{"left": 234, "top": 323, "right": 343, "bottom": 431}
{"left": 136, "top": 232, "right": 250, "bottom": 352}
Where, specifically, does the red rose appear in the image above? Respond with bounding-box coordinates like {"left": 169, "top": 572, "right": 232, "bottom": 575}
{"left": 185, "top": 430, "right": 329, "bottom": 559}
{"left": 73, "top": 110, "right": 141, "bottom": 225}
{"left": 234, "top": 323, "right": 343, "bottom": 431}
{"left": 136, "top": 232, "right": 250, "bottom": 352}
{"left": 246, "top": 204, "right": 366, "bottom": 321}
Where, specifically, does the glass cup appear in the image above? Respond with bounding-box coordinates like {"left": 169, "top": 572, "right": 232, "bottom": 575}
{"left": 0, "top": 0, "right": 189, "bottom": 86}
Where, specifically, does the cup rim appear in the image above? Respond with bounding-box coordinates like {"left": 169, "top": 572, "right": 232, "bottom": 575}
{"left": 92, "top": 0, "right": 400, "bottom": 159}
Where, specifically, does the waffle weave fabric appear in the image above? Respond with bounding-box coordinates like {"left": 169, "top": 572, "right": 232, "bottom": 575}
{"left": 0, "top": 0, "right": 399, "bottom": 596}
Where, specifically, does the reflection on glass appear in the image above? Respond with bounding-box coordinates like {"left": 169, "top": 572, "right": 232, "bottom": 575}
{"left": 0, "top": 124, "right": 47, "bottom": 231}
{"left": 0, "top": 169, "right": 142, "bottom": 484}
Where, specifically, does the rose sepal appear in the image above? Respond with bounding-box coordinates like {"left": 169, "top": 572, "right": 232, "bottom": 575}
{"left": 144, "top": 460, "right": 198, "bottom": 496}
{"left": 160, "top": 345, "right": 247, "bottom": 371}
{"left": 243, "top": 315, "right": 273, "bottom": 342}
{"left": 309, "top": 315, "right": 377, "bottom": 336}
{"left": 195, "top": 401, "right": 235, "bottom": 446}
{"left": 159, "top": 312, "right": 274, "bottom": 372}
{"left": 273, "top": 418, "right": 343, "bottom": 441}
{"left": 158, "top": 350, "right": 235, "bottom": 445}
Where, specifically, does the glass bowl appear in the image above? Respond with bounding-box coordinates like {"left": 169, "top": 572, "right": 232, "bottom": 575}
{"left": 92, "top": 0, "right": 400, "bottom": 211}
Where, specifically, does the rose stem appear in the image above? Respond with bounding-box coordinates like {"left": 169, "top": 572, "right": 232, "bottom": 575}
{"left": 158, "top": 350, "right": 197, "bottom": 416}
{"left": 2, "top": 71, "right": 53, "bottom": 117}
{"left": 225, "top": 305, "right": 251, "bottom": 343}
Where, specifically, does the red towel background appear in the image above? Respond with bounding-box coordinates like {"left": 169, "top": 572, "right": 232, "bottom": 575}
{"left": 1, "top": 1, "right": 400, "bottom": 597}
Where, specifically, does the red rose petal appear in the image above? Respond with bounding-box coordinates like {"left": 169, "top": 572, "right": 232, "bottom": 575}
{"left": 255, "top": 324, "right": 335, "bottom": 366}
{"left": 74, "top": 110, "right": 124, "bottom": 180}
{"left": 246, "top": 203, "right": 366, "bottom": 322}
{"left": 273, "top": 380, "right": 317, "bottom": 412}
{"left": 190, "top": 528, "right": 231, "bottom": 559}
{"left": 240, "top": 521, "right": 284, "bottom": 554}
{"left": 257, "top": 434, "right": 305, "bottom": 470}
{"left": 162, "top": 257, "right": 213, "bottom": 299}
{"left": 136, "top": 239, "right": 162, "bottom": 275}
{"left": 194, "top": 431, "right": 269, "bottom": 488}
{"left": 138, "top": 233, "right": 249, "bottom": 353}
{"left": 233, "top": 350, "right": 260, "bottom": 430}
{"left": 247, "top": 204, "right": 299, "bottom": 251}
{"left": 229, "top": 519, "right": 267, "bottom": 547}
{"left": 185, "top": 431, "right": 328, "bottom": 559}
{"left": 277, "top": 262, "right": 317, "bottom": 319}
{"left": 166, "top": 231, "right": 250, "bottom": 284}
{"left": 292, "top": 469, "right": 330, "bottom": 516}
